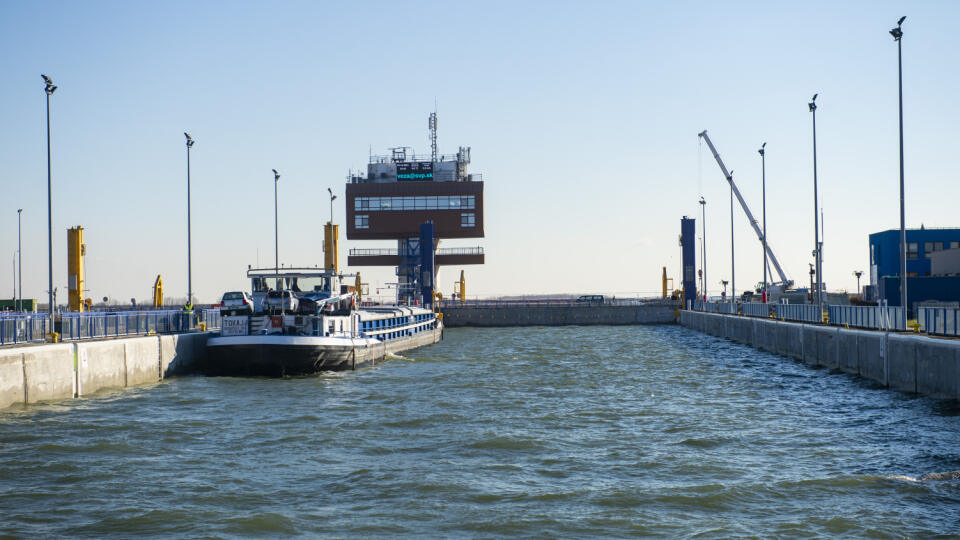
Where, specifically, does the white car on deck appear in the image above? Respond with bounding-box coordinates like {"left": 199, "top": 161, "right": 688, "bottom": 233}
{"left": 220, "top": 291, "right": 254, "bottom": 316}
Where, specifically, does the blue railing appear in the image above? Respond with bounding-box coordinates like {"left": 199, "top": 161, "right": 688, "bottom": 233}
{"left": 201, "top": 309, "right": 221, "bottom": 330}
{"left": 0, "top": 315, "right": 50, "bottom": 345}
{"left": 773, "top": 304, "right": 823, "bottom": 323}
{"left": 61, "top": 310, "right": 190, "bottom": 340}
{"left": 828, "top": 304, "right": 906, "bottom": 331}
{"left": 718, "top": 303, "right": 739, "bottom": 314}
{"left": 918, "top": 307, "right": 960, "bottom": 337}
{"left": 742, "top": 303, "right": 772, "bottom": 318}
{"left": 0, "top": 308, "right": 219, "bottom": 345}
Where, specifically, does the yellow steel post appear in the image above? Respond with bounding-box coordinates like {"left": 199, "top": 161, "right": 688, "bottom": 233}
{"left": 355, "top": 272, "right": 362, "bottom": 303}
{"left": 324, "top": 222, "right": 340, "bottom": 272}
{"left": 459, "top": 270, "right": 466, "bottom": 303}
{"left": 67, "top": 226, "right": 85, "bottom": 312}
{"left": 153, "top": 275, "right": 163, "bottom": 308}
{"left": 662, "top": 266, "right": 668, "bottom": 299}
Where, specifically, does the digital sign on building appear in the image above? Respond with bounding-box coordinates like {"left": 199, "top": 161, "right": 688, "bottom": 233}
{"left": 396, "top": 161, "right": 433, "bottom": 181}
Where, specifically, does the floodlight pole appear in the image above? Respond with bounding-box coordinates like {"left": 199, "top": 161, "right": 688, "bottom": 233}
{"left": 729, "top": 180, "right": 735, "bottom": 302}
{"left": 43, "top": 76, "right": 56, "bottom": 325}
{"left": 17, "top": 208, "right": 22, "bottom": 312}
{"left": 273, "top": 169, "right": 280, "bottom": 289}
{"left": 699, "top": 196, "right": 706, "bottom": 301}
{"left": 891, "top": 17, "right": 908, "bottom": 315}
{"left": 809, "top": 94, "right": 821, "bottom": 311}
{"left": 185, "top": 133, "right": 194, "bottom": 305}
{"left": 759, "top": 143, "right": 768, "bottom": 303}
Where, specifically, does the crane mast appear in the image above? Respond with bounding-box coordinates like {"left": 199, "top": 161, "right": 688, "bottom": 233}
{"left": 698, "top": 130, "right": 793, "bottom": 289}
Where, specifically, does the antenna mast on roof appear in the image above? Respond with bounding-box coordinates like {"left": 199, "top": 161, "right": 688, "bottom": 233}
{"left": 429, "top": 110, "right": 438, "bottom": 163}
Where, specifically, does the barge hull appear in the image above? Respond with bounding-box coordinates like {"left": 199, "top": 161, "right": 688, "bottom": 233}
{"left": 204, "top": 326, "right": 441, "bottom": 377}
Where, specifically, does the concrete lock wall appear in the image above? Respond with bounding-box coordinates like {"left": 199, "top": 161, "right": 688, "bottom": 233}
{"left": 1, "top": 332, "right": 211, "bottom": 410}
{"left": 0, "top": 348, "right": 27, "bottom": 409}
{"left": 442, "top": 304, "right": 677, "bottom": 327}
{"left": 680, "top": 310, "right": 960, "bottom": 401}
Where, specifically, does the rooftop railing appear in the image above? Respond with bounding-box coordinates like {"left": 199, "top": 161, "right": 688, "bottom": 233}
{"left": 350, "top": 247, "right": 485, "bottom": 257}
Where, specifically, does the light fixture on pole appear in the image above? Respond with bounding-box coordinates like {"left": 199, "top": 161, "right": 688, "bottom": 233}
{"left": 42, "top": 74, "right": 56, "bottom": 325}
{"left": 891, "top": 15, "right": 907, "bottom": 314}
{"left": 17, "top": 208, "right": 22, "bottom": 312}
{"left": 809, "top": 93, "right": 821, "bottom": 311}
{"left": 184, "top": 132, "right": 195, "bottom": 306}
{"left": 699, "top": 196, "right": 706, "bottom": 301}
{"left": 273, "top": 169, "right": 281, "bottom": 289}
{"left": 853, "top": 270, "right": 864, "bottom": 297}
{"left": 759, "top": 142, "right": 768, "bottom": 303}
{"left": 720, "top": 279, "right": 729, "bottom": 301}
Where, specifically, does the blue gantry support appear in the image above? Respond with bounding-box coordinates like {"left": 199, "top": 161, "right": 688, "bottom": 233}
{"left": 681, "top": 217, "right": 697, "bottom": 306}
{"left": 420, "top": 221, "right": 435, "bottom": 307}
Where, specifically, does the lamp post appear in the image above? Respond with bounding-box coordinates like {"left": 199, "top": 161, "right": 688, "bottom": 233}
{"left": 699, "top": 196, "right": 706, "bottom": 301}
{"left": 327, "top": 187, "right": 337, "bottom": 225}
{"left": 17, "top": 208, "right": 22, "bottom": 312}
{"left": 729, "top": 173, "right": 735, "bottom": 302}
{"left": 272, "top": 169, "right": 280, "bottom": 289}
{"left": 720, "top": 279, "right": 729, "bottom": 301}
{"left": 809, "top": 93, "right": 821, "bottom": 310}
{"left": 184, "top": 132, "right": 195, "bottom": 306}
{"left": 327, "top": 187, "right": 337, "bottom": 272}
{"left": 891, "top": 16, "right": 907, "bottom": 314}
{"left": 854, "top": 270, "right": 864, "bottom": 297}
{"left": 759, "top": 142, "right": 768, "bottom": 303}
{"left": 42, "top": 75, "right": 56, "bottom": 323}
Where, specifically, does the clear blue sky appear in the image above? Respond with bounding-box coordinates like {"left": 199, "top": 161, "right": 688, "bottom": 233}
{"left": 2, "top": 1, "right": 957, "bottom": 304}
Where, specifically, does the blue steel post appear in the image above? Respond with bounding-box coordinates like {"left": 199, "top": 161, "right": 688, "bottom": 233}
{"left": 419, "top": 221, "right": 435, "bottom": 308}
{"left": 681, "top": 217, "right": 697, "bottom": 307}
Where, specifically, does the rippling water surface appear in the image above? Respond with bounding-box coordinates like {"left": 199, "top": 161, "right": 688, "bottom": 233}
{"left": 2, "top": 325, "right": 960, "bottom": 537}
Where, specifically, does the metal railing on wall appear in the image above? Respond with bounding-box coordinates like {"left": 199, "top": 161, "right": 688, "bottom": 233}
{"left": 0, "top": 315, "right": 50, "bottom": 345}
{"left": 718, "top": 303, "right": 738, "bottom": 314}
{"left": 61, "top": 310, "right": 189, "bottom": 340}
{"left": 447, "top": 298, "right": 663, "bottom": 308}
{"left": 918, "top": 307, "right": 960, "bottom": 337}
{"left": 828, "top": 304, "right": 906, "bottom": 331}
{"left": 1, "top": 308, "right": 220, "bottom": 345}
{"left": 741, "top": 303, "right": 772, "bottom": 318}
{"left": 773, "top": 304, "right": 822, "bottom": 323}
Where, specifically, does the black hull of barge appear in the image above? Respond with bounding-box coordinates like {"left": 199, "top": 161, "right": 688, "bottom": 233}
{"left": 203, "top": 344, "right": 361, "bottom": 377}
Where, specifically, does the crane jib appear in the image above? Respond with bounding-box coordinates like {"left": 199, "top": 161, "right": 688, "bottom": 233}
{"left": 698, "top": 130, "right": 792, "bottom": 287}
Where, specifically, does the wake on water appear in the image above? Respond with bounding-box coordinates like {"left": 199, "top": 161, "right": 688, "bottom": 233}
{"left": 885, "top": 471, "right": 960, "bottom": 483}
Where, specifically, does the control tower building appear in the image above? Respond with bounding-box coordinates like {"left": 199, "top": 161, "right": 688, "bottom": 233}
{"left": 346, "top": 114, "right": 485, "bottom": 305}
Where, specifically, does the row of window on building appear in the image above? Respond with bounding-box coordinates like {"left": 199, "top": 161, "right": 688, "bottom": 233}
{"left": 906, "top": 241, "right": 960, "bottom": 259}
{"left": 354, "top": 212, "right": 475, "bottom": 229}
{"left": 354, "top": 195, "right": 476, "bottom": 212}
